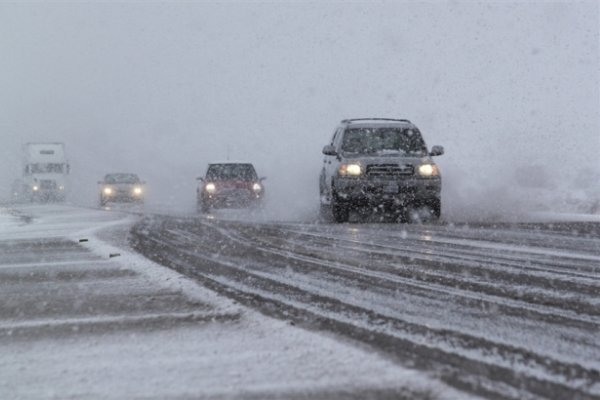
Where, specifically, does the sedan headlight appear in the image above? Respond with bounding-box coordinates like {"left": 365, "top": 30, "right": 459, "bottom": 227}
{"left": 338, "top": 163, "right": 363, "bottom": 176}
{"left": 103, "top": 187, "right": 113, "bottom": 195}
{"left": 133, "top": 186, "right": 143, "bottom": 195}
{"left": 205, "top": 183, "right": 216, "bottom": 194}
{"left": 418, "top": 163, "right": 439, "bottom": 177}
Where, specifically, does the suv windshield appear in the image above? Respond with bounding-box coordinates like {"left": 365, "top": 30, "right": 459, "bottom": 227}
{"left": 206, "top": 164, "right": 257, "bottom": 181}
{"left": 341, "top": 127, "right": 427, "bottom": 156}
{"left": 104, "top": 174, "right": 140, "bottom": 184}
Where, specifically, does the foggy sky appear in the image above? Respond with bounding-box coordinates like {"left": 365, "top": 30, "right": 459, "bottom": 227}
{"left": 1, "top": 1, "right": 598, "bottom": 220}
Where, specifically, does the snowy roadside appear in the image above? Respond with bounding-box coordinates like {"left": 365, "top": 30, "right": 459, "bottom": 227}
{"left": 0, "top": 204, "right": 474, "bottom": 400}
{"left": 526, "top": 211, "right": 600, "bottom": 223}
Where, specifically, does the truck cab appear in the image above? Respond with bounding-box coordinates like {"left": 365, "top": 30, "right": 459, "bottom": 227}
{"left": 20, "top": 143, "right": 70, "bottom": 202}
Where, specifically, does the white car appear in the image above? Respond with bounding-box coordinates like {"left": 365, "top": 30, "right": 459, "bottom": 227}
{"left": 98, "top": 173, "right": 145, "bottom": 206}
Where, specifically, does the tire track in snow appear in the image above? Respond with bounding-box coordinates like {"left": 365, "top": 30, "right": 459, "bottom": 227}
{"left": 130, "top": 216, "right": 600, "bottom": 400}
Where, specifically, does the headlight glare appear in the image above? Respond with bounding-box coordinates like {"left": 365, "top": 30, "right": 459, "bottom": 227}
{"left": 133, "top": 186, "right": 143, "bottom": 195}
{"left": 205, "top": 183, "right": 216, "bottom": 193}
{"left": 418, "top": 163, "right": 438, "bottom": 177}
{"left": 339, "top": 163, "right": 362, "bottom": 176}
{"left": 32, "top": 185, "right": 39, "bottom": 191}
{"left": 252, "top": 183, "right": 262, "bottom": 192}
{"left": 103, "top": 187, "right": 113, "bottom": 195}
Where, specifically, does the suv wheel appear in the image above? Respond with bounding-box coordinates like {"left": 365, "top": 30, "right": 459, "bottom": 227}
{"left": 428, "top": 198, "right": 441, "bottom": 219}
{"left": 332, "top": 199, "right": 350, "bottom": 223}
{"left": 319, "top": 203, "right": 332, "bottom": 223}
{"left": 198, "top": 202, "right": 210, "bottom": 213}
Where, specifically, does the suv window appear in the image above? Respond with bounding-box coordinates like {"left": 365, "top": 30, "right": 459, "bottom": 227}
{"left": 341, "top": 127, "right": 427, "bottom": 157}
{"left": 330, "top": 128, "right": 342, "bottom": 146}
{"left": 206, "top": 164, "right": 258, "bottom": 181}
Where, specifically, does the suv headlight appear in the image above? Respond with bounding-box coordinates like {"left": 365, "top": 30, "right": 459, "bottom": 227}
{"left": 103, "top": 187, "right": 113, "bottom": 195}
{"left": 252, "top": 183, "right": 262, "bottom": 193}
{"left": 133, "top": 186, "right": 143, "bottom": 195}
{"left": 418, "top": 163, "right": 439, "bottom": 177}
{"left": 338, "top": 163, "right": 363, "bottom": 177}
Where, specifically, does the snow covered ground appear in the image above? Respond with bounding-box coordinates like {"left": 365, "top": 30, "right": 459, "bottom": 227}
{"left": 0, "top": 204, "right": 471, "bottom": 399}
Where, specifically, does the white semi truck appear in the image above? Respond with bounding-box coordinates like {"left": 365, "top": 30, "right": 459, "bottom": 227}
{"left": 14, "top": 142, "right": 70, "bottom": 202}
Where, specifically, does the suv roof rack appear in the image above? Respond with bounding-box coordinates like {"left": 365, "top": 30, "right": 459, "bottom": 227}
{"left": 341, "top": 118, "right": 411, "bottom": 124}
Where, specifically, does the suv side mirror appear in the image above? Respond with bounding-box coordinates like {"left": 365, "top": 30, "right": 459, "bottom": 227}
{"left": 196, "top": 177, "right": 205, "bottom": 182}
{"left": 429, "top": 145, "right": 444, "bottom": 156}
{"left": 322, "top": 145, "right": 337, "bottom": 156}
{"left": 259, "top": 177, "right": 267, "bottom": 182}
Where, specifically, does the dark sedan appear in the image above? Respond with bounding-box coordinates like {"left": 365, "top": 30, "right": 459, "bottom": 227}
{"left": 197, "top": 163, "right": 265, "bottom": 212}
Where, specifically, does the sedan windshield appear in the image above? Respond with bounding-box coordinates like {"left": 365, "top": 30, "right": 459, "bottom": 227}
{"left": 341, "top": 127, "right": 427, "bottom": 156}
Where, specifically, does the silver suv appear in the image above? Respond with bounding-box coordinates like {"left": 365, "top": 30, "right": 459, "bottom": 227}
{"left": 319, "top": 118, "right": 444, "bottom": 222}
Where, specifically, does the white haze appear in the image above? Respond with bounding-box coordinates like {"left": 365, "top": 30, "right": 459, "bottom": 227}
{"left": 1, "top": 1, "right": 598, "bottom": 221}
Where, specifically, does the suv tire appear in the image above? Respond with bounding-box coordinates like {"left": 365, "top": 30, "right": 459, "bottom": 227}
{"left": 428, "top": 198, "right": 441, "bottom": 219}
{"left": 319, "top": 203, "right": 332, "bottom": 223}
{"left": 198, "top": 202, "right": 210, "bottom": 213}
{"left": 332, "top": 198, "right": 350, "bottom": 223}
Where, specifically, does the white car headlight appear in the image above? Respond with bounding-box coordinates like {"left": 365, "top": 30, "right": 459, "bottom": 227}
{"left": 339, "top": 163, "right": 362, "bottom": 176}
{"left": 252, "top": 183, "right": 262, "bottom": 193}
{"left": 133, "top": 186, "right": 143, "bottom": 195}
{"left": 418, "top": 163, "right": 439, "bottom": 177}
{"left": 103, "top": 187, "right": 113, "bottom": 195}
{"left": 32, "top": 185, "right": 39, "bottom": 192}
{"left": 205, "top": 183, "right": 216, "bottom": 194}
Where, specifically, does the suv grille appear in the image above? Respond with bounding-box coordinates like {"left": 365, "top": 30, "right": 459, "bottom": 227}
{"left": 366, "top": 164, "right": 414, "bottom": 177}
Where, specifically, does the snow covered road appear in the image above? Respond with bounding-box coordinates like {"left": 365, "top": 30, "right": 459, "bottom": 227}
{"left": 131, "top": 213, "right": 600, "bottom": 400}
{"left": 0, "top": 205, "right": 465, "bottom": 400}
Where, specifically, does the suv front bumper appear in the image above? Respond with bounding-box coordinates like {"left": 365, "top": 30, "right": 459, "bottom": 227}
{"left": 333, "top": 176, "right": 441, "bottom": 206}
